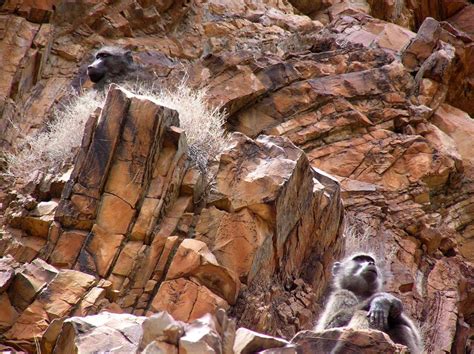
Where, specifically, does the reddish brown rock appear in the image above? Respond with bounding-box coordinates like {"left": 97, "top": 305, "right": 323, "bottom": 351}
{"left": 54, "top": 312, "right": 146, "bottom": 354}
{"left": 7, "top": 200, "right": 57, "bottom": 239}
{"left": 291, "top": 329, "right": 408, "bottom": 353}
{"left": 166, "top": 238, "right": 240, "bottom": 305}
{"left": 84, "top": 224, "right": 124, "bottom": 277}
{"left": 1, "top": 0, "right": 473, "bottom": 351}
{"left": 402, "top": 16, "right": 474, "bottom": 114}
{"left": 150, "top": 278, "right": 229, "bottom": 322}
{"left": 234, "top": 327, "right": 290, "bottom": 354}
{"left": 48, "top": 229, "right": 88, "bottom": 268}
{"left": 204, "top": 134, "right": 318, "bottom": 276}
{"left": 447, "top": 4, "right": 474, "bottom": 35}
{"left": 1, "top": 0, "right": 56, "bottom": 23}
{"left": 179, "top": 313, "right": 222, "bottom": 354}
{"left": 8, "top": 258, "right": 58, "bottom": 310}
{"left": 111, "top": 241, "right": 144, "bottom": 277}
{"left": 409, "top": 0, "right": 469, "bottom": 28}
{"left": 432, "top": 103, "right": 474, "bottom": 174}
{"left": 138, "top": 311, "right": 185, "bottom": 351}
{"left": 0, "top": 293, "right": 18, "bottom": 332}
{"left": 0, "top": 15, "right": 39, "bottom": 100}
{"left": 4, "top": 269, "right": 96, "bottom": 352}
{"left": 195, "top": 133, "right": 343, "bottom": 336}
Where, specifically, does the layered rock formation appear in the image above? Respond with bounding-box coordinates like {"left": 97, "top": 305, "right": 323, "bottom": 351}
{"left": 1, "top": 0, "right": 473, "bottom": 353}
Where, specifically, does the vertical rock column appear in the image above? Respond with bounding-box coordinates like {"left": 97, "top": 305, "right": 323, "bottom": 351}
{"left": 48, "top": 85, "right": 186, "bottom": 288}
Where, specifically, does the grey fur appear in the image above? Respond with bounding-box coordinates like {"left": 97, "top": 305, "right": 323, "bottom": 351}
{"left": 87, "top": 46, "right": 138, "bottom": 87}
{"left": 315, "top": 253, "right": 423, "bottom": 353}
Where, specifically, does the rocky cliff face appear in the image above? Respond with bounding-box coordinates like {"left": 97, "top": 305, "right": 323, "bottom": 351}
{"left": 0, "top": 0, "right": 473, "bottom": 353}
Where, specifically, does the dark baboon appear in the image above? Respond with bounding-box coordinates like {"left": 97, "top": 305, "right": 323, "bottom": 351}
{"left": 87, "top": 46, "right": 138, "bottom": 86}
{"left": 315, "top": 253, "right": 423, "bottom": 353}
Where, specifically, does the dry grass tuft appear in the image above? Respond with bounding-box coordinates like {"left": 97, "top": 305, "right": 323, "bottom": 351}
{"left": 342, "top": 211, "right": 398, "bottom": 286}
{"left": 4, "top": 90, "right": 103, "bottom": 180}
{"left": 127, "top": 79, "right": 228, "bottom": 172}
{"left": 5, "top": 79, "right": 227, "bottom": 180}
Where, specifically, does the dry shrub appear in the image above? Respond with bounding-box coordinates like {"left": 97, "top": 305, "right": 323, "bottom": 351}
{"left": 5, "top": 90, "right": 103, "bottom": 180}
{"left": 128, "top": 80, "right": 228, "bottom": 172}
{"left": 342, "top": 212, "right": 375, "bottom": 257}
{"left": 5, "top": 80, "right": 227, "bottom": 180}
{"left": 342, "top": 211, "right": 398, "bottom": 286}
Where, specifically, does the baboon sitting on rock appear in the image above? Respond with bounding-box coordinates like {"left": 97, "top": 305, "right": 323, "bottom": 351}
{"left": 315, "top": 253, "right": 423, "bottom": 353}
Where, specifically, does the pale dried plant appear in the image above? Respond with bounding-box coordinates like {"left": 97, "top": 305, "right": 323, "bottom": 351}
{"left": 128, "top": 79, "right": 228, "bottom": 172}
{"left": 342, "top": 211, "right": 398, "bottom": 286}
{"left": 4, "top": 90, "right": 104, "bottom": 180}
{"left": 342, "top": 212, "right": 375, "bottom": 257}
{"left": 5, "top": 80, "right": 227, "bottom": 180}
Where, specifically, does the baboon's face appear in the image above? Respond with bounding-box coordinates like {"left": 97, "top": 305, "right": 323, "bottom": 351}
{"left": 334, "top": 254, "right": 381, "bottom": 295}
{"left": 347, "top": 254, "right": 378, "bottom": 282}
{"left": 87, "top": 48, "right": 133, "bottom": 83}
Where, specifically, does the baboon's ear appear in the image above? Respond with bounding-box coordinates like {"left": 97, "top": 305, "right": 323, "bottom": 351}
{"left": 125, "top": 50, "right": 133, "bottom": 63}
{"left": 332, "top": 262, "right": 341, "bottom": 275}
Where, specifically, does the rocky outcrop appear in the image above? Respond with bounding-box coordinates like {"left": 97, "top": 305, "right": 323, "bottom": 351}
{"left": 0, "top": 256, "right": 105, "bottom": 352}
{"left": 0, "top": 84, "right": 343, "bottom": 350}
{"left": 292, "top": 329, "right": 408, "bottom": 353}
{"left": 49, "top": 310, "right": 408, "bottom": 354}
{"left": 1, "top": 0, "right": 474, "bottom": 353}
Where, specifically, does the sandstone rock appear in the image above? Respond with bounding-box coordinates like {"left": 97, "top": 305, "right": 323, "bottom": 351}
{"left": 432, "top": 103, "right": 474, "bottom": 173}
{"left": 8, "top": 258, "right": 58, "bottom": 310}
{"left": 329, "top": 12, "right": 415, "bottom": 53}
{"left": 1, "top": 0, "right": 473, "bottom": 351}
{"left": 410, "top": 0, "right": 468, "bottom": 28}
{"left": 195, "top": 133, "right": 342, "bottom": 336}
{"left": 291, "top": 329, "right": 408, "bottom": 353}
{"left": 0, "top": 231, "right": 45, "bottom": 263}
{"left": 1, "top": 0, "right": 56, "bottom": 23}
{"left": 53, "top": 312, "right": 145, "bottom": 354}
{"left": 414, "top": 41, "right": 456, "bottom": 110}
{"left": 179, "top": 313, "right": 222, "bottom": 354}
{"left": 308, "top": 129, "right": 458, "bottom": 190}
{"left": 288, "top": 0, "right": 329, "bottom": 15}
{"left": 4, "top": 269, "right": 96, "bottom": 351}
{"left": 143, "top": 341, "right": 178, "bottom": 353}
{"left": 423, "top": 259, "right": 462, "bottom": 353}
{"left": 40, "top": 317, "right": 65, "bottom": 354}
{"left": 202, "top": 134, "right": 316, "bottom": 279}
{"left": 0, "top": 293, "right": 18, "bottom": 332}
{"left": 111, "top": 240, "right": 144, "bottom": 277}
{"left": 95, "top": 193, "right": 135, "bottom": 234}
{"left": 447, "top": 4, "right": 474, "bottom": 35}
{"left": 72, "top": 285, "right": 109, "bottom": 317}
{"left": 327, "top": 0, "right": 371, "bottom": 19}
{"left": 166, "top": 238, "right": 240, "bottom": 305}
{"left": 132, "top": 236, "right": 179, "bottom": 292}
{"left": 205, "top": 61, "right": 267, "bottom": 116}
{"left": 150, "top": 278, "right": 229, "bottom": 322}
{"left": 215, "top": 308, "right": 237, "bottom": 354}
{"left": 48, "top": 229, "right": 89, "bottom": 268}
{"left": 258, "top": 347, "right": 297, "bottom": 354}
{"left": 0, "top": 16, "right": 39, "bottom": 100}
{"left": 402, "top": 17, "right": 442, "bottom": 70}
{"left": 83, "top": 224, "right": 124, "bottom": 277}
{"left": 0, "top": 256, "right": 17, "bottom": 292}
{"left": 234, "top": 327, "right": 290, "bottom": 354}
{"left": 7, "top": 200, "right": 57, "bottom": 239}
{"left": 48, "top": 84, "right": 188, "bottom": 299}
{"left": 402, "top": 16, "right": 474, "bottom": 114}
{"left": 139, "top": 311, "right": 185, "bottom": 351}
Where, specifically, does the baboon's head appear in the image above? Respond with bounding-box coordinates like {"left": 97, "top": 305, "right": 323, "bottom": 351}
{"left": 333, "top": 253, "right": 382, "bottom": 296}
{"left": 87, "top": 46, "right": 134, "bottom": 83}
